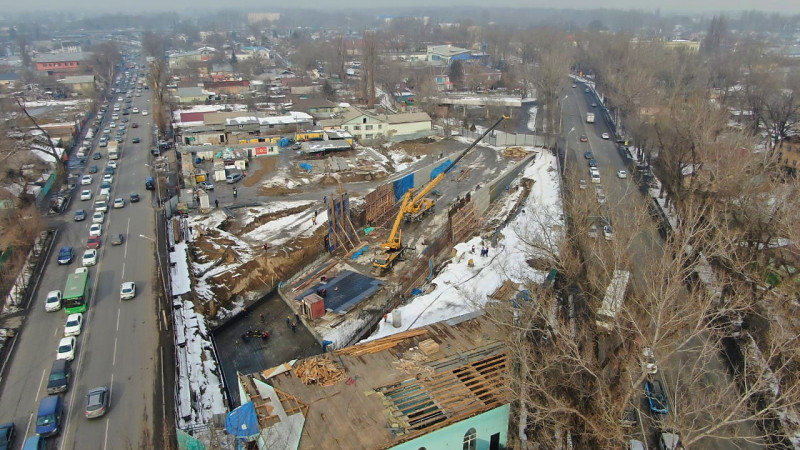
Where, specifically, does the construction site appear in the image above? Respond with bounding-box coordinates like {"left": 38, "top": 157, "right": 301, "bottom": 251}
{"left": 180, "top": 118, "right": 548, "bottom": 407}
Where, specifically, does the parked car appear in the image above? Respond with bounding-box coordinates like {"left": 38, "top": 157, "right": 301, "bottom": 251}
{"left": 45, "top": 290, "right": 62, "bottom": 312}
{"left": 578, "top": 179, "right": 587, "bottom": 190}
{"left": 82, "top": 249, "right": 98, "bottom": 267}
{"left": 74, "top": 209, "right": 87, "bottom": 221}
{"left": 617, "top": 170, "right": 628, "bottom": 179}
{"left": 85, "top": 387, "right": 109, "bottom": 419}
{"left": 46, "top": 359, "right": 71, "bottom": 395}
{"left": 0, "top": 422, "right": 14, "bottom": 449}
{"left": 57, "top": 246, "right": 74, "bottom": 265}
{"left": 111, "top": 234, "right": 124, "bottom": 246}
{"left": 198, "top": 181, "right": 215, "bottom": 190}
{"left": 645, "top": 379, "right": 668, "bottom": 414}
{"left": 56, "top": 337, "right": 76, "bottom": 361}
{"left": 145, "top": 177, "right": 155, "bottom": 190}
{"left": 602, "top": 132, "right": 610, "bottom": 140}
{"left": 226, "top": 173, "right": 243, "bottom": 184}
{"left": 87, "top": 235, "right": 101, "bottom": 250}
{"left": 64, "top": 313, "right": 83, "bottom": 337}
{"left": 120, "top": 282, "right": 136, "bottom": 300}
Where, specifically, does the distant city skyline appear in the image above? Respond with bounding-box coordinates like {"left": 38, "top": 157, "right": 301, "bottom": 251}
{"left": 3, "top": 0, "right": 799, "bottom": 15}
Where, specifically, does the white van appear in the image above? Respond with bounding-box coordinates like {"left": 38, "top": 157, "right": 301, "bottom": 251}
{"left": 94, "top": 198, "right": 108, "bottom": 213}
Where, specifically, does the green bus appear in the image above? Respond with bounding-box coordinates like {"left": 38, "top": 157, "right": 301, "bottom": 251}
{"left": 63, "top": 270, "right": 89, "bottom": 314}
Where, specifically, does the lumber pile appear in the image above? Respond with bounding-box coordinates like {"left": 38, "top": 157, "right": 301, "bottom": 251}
{"left": 294, "top": 357, "right": 345, "bottom": 387}
{"left": 418, "top": 339, "right": 440, "bottom": 355}
{"left": 503, "top": 146, "right": 528, "bottom": 159}
{"left": 337, "top": 329, "right": 429, "bottom": 357}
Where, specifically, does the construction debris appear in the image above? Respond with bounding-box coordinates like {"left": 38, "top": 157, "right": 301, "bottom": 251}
{"left": 503, "top": 146, "right": 529, "bottom": 159}
{"left": 418, "top": 339, "right": 440, "bottom": 356}
{"left": 336, "top": 329, "right": 428, "bottom": 357}
{"left": 294, "top": 357, "right": 346, "bottom": 387}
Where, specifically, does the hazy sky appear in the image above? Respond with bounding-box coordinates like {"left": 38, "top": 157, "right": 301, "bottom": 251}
{"left": 5, "top": 0, "right": 799, "bottom": 14}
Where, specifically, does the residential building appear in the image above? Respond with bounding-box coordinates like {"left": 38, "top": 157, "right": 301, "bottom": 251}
{"left": 59, "top": 75, "right": 95, "bottom": 94}
{"left": 289, "top": 98, "right": 341, "bottom": 120}
{"left": 203, "top": 80, "right": 251, "bottom": 96}
{"left": 319, "top": 107, "right": 432, "bottom": 142}
{"left": 168, "top": 47, "right": 216, "bottom": 70}
{"left": 35, "top": 52, "right": 90, "bottom": 75}
{"left": 174, "top": 87, "right": 209, "bottom": 104}
{"left": 231, "top": 312, "right": 511, "bottom": 450}
{"left": 776, "top": 136, "right": 800, "bottom": 171}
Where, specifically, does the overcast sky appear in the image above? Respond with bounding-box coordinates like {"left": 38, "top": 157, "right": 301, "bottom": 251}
{"left": 5, "top": 0, "right": 798, "bottom": 15}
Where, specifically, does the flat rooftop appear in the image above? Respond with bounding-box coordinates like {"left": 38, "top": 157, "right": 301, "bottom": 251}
{"left": 240, "top": 312, "right": 510, "bottom": 449}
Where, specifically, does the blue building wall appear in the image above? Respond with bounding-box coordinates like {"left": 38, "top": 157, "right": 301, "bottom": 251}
{"left": 389, "top": 404, "right": 510, "bottom": 450}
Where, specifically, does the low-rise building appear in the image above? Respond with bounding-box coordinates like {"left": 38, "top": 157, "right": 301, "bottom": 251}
{"left": 776, "top": 136, "right": 800, "bottom": 171}
{"left": 175, "top": 87, "right": 210, "bottom": 104}
{"left": 230, "top": 312, "right": 511, "bottom": 450}
{"left": 319, "top": 107, "right": 432, "bottom": 142}
{"left": 59, "top": 75, "right": 95, "bottom": 95}
{"left": 35, "top": 52, "right": 90, "bottom": 75}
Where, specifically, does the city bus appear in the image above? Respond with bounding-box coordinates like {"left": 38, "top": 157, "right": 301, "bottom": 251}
{"left": 63, "top": 270, "right": 89, "bottom": 314}
{"left": 596, "top": 270, "right": 631, "bottom": 331}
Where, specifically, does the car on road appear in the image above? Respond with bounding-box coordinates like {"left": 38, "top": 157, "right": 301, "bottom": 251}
{"left": 98, "top": 140, "right": 107, "bottom": 148}
{"left": 74, "top": 209, "right": 87, "bottom": 222}
{"left": 142, "top": 110, "right": 149, "bottom": 115}
{"left": 64, "top": 313, "right": 83, "bottom": 337}
{"left": 645, "top": 379, "right": 668, "bottom": 414}
{"left": 226, "top": 173, "right": 243, "bottom": 184}
{"left": 198, "top": 181, "right": 215, "bottom": 190}
{"left": 617, "top": 170, "right": 627, "bottom": 179}
{"left": 81, "top": 175, "right": 92, "bottom": 185}
{"left": 579, "top": 135, "right": 588, "bottom": 142}
{"left": 82, "top": 249, "right": 98, "bottom": 267}
{"left": 80, "top": 189, "right": 92, "bottom": 201}
{"left": 85, "top": 387, "right": 109, "bottom": 419}
{"left": 105, "top": 166, "right": 114, "bottom": 175}
{"left": 132, "top": 137, "right": 140, "bottom": 144}
{"left": 92, "top": 152, "right": 102, "bottom": 160}
{"left": 132, "top": 107, "right": 139, "bottom": 113}
{"left": 120, "top": 281, "right": 136, "bottom": 300}
{"left": 92, "top": 211, "right": 105, "bottom": 224}
{"left": 603, "top": 225, "right": 614, "bottom": 240}
{"left": 108, "top": 160, "right": 117, "bottom": 169}
{"left": 57, "top": 246, "right": 74, "bottom": 264}
{"left": 130, "top": 192, "right": 140, "bottom": 203}
{"left": 35, "top": 396, "right": 62, "bottom": 437}
{"left": 0, "top": 422, "right": 15, "bottom": 449}
{"left": 642, "top": 347, "right": 658, "bottom": 374}
{"left": 591, "top": 102, "right": 597, "bottom": 108}
{"left": 589, "top": 168, "right": 601, "bottom": 184}
{"left": 601, "top": 132, "right": 610, "bottom": 139}
{"left": 46, "top": 360, "right": 71, "bottom": 395}
{"left": 583, "top": 151, "right": 593, "bottom": 159}
{"left": 56, "top": 337, "right": 76, "bottom": 361}
{"left": 588, "top": 159, "right": 597, "bottom": 168}
{"left": 89, "top": 223, "right": 102, "bottom": 237}
{"left": 585, "top": 87, "right": 590, "bottom": 93}
{"left": 101, "top": 181, "right": 112, "bottom": 191}
{"left": 145, "top": 177, "right": 155, "bottom": 190}
{"left": 596, "top": 191, "right": 607, "bottom": 204}
{"left": 572, "top": 83, "right": 577, "bottom": 88}
{"left": 113, "top": 198, "right": 125, "bottom": 208}
{"left": 103, "top": 174, "right": 113, "bottom": 183}
{"left": 132, "top": 122, "right": 139, "bottom": 128}
{"left": 87, "top": 235, "right": 101, "bottom": 249}
{"left": 109, "top": 122, "right": 116, "bottom": 128}
{"left": 88, "top": 165, "right": 98, "bottom": 174}
{"left": 45, "top": 290, "right": 62, "bottom": 312}
{"left": 111, "top": 234, "right": 124, "bottom": 246}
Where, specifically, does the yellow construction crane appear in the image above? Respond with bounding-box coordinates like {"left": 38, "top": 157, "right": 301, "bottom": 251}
{"left": 403, "top": 115, "right": 509, "bottom": 221}
{"left": 372, "top": 190, "right": 412, "bottom": 273}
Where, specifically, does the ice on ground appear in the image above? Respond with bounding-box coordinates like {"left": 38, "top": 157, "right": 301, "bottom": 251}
{"left": 364, "top": 151, "right": 562, "bottom": 341}
{"left": 169, "top": 242, "right": 191, "bottom": 296}
{"left": 244, "top": 209, "right": 324, "bottom": 245}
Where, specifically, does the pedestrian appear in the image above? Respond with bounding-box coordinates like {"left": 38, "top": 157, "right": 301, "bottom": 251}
{"left": 215, "top": 199, "right": 219, "bottom": 208}
{"left": 260, "top": 313, "right": 265, "bottom": 323}
{"left": 312, "top": 216, "right": 317, "bottom": 225}
{"left": 485, "top": 247, "right": 490, "bottom": 257}
{"left": 471, "top": 245, "right": 476, "bottom": 254}
{"left": 286, "top": 316, "right": 291, "bottom": 327}
{"left": 233, "top": 188, "right": 238, "bottom": 199}
{"left": 291, "top": 321, "right": 297, "bottom": 333}
{"left": 383, "top": 314, "right": 388, "bottom": 323}
{"left": 295, "top": 313, "right": 300, "bottom": 323}
{"left": 314, "top": 209, "right": 318, "bottom": 218}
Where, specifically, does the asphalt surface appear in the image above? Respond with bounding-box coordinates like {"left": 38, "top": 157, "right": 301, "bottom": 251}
{"left": 564, "top": 81, "right": 762, "bottom": 449}
{"left": 0, "top": 66, "right": 164, "bottom": 449}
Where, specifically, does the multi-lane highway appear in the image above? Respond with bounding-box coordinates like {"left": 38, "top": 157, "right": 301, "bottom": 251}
{"left": 0, "top": 56, "right": 166, "bottom": 449}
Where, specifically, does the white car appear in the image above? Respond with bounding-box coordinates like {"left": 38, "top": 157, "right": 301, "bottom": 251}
{"left": 107, "top": 160, "right": 117, "bottom": 169}
{"left": 89, "top": 223, "right": 102, "bottom": 237}
{"left": 56, "top": 336, "right": 76, "bottom": 361}
{"left": 81, "top": 175, "right": 93, "bottom": 186}
{"left": 82, "top": 249, "right": 98, "bottom": 266}
{"left": 601, "top": 132, "right": 610, "bottom": 140}
{"left": 80, "top": 189, "right": 93, "bottom": 201}
{"left": 113, "top": 198, "right": 125, "bottom": 209}
{"left": 64, "top": 313, "right": 84, "bottom": 337}
{"left": 92, "top": 211, "right": 105, "bottom": 224}
{"left": 142, "top": 110, "right": 149, "bottom": 116}
{"left": 641, "top": 347, "right": 658, "bottom": 374}
{"left": 45, "top": 290, "right": 63, "bottom": 312}
{"left": 120, "top": 282, "right": 136, "bottom": 300}
{"left": 100, "top": 188, "right": 111, "bottom": 199}
{"left": 590, "top": 169, "right": 601, "bottom": 184}
{"left": 132, "top": 107, "right": 139, "bottom": 113}
{"left": 103, "top": 174, "right": 113, "bottom": 183}
{"left": 617, "top": 170, "right": 628, "bottom": 179}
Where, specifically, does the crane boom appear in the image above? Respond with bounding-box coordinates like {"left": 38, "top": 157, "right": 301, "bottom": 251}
{"left": 405, "top": 115, "right": 508, "bottom": 220}
{"left": 382, "top": 190, "right": 411, "bottom": 251}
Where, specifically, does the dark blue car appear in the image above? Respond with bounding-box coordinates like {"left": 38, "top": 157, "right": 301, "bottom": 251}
{"left": 57, "top": 247, "right": 74, "bottom": 265}
{"left": 645, "top": 380, "right": 668, "bottom": 414}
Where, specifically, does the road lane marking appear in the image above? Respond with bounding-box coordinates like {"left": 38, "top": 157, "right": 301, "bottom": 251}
{"left": 121, "top": 262, "right": 125, "bottom": 279}
{"left": 35, "top": 368, "right": 46, "bottom": 400}
{"left": 116, "top": 308, "right": 121, "bottom": 331}
{"left": 112, "top": 337, "right": 118, "bottom": 366}
{"left": 124, "top": 217, "right": 131, "bottom": 258}
{"left": 25, "top": 412, "right": 33, "bottom": 438}
{"left": 103, "top": 417, "right": 110, "bottom": 450}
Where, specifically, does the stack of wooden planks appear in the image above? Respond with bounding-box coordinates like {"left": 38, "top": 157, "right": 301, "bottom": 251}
{"left": 294, "top": 357, "right": 345, "bottom": 387}
{"left": 336, "top": 329, "right": 429, "bottom": 357}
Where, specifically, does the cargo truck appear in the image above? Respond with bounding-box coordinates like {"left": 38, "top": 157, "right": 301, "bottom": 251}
{"left": 107, "top": 141, "right": 119, "bottom": 160}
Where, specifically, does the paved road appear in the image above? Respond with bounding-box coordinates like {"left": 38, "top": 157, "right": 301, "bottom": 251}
{"left": 563, "top": 81, "right": 762, "bottom": 449}
{"left": 0, "top": 62, "right": 165, "bottom": 449}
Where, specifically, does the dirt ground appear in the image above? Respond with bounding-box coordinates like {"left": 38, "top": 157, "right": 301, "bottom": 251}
{"left": 243, "top": 157, "right": 277, "bottom": 188}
